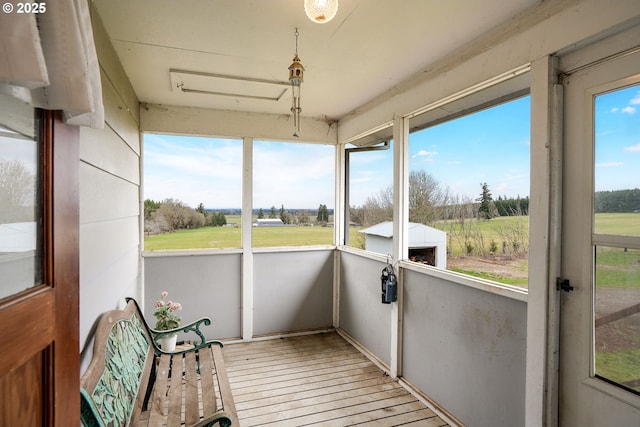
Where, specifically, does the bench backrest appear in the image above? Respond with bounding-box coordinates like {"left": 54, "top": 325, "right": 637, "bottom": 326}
{"left": 80, "top": 301, "right": 155, "bottom": 427}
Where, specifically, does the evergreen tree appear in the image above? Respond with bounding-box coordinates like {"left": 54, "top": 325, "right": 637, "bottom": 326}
{"left": 269, "top": 205, "right": 277, "bottom": 219}
{"left": 144, "top": 199, "right": 160, "bottom": 220}
{"left": 477, "top": 182, "right": 496, "bottom": 220}
{"left": 257, "top": 208, "right": 264, "bottom": 219}
{"left": 317, "top": 204, "right": 329, "bottom": 222}
{"left": 213, "top": 211, "right": 227, "bottom": 226}
{"left": 279, "top": 204, "right": 292, "bottom": 224}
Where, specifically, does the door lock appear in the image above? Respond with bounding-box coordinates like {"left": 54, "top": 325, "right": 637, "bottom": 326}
{"left": 556, "top": 277, "right": 574, "bottom": 292}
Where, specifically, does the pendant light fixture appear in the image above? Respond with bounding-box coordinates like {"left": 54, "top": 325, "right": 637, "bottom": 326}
{"left": 288, "top": 28, "right": 305, "bottom": 137}
{"left": 304, "top": 0, "right": 339, "bottom": 24}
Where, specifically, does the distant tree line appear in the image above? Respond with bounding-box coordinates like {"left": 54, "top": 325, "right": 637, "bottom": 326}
{"left": 494, "top": 195, "right": 529, "bottom": 217}
{"left": 349, "top": 171, "right": 530, "bottom": 257}
{"left": 145, "top": 199, "right": 333, "bottom": 235}
{"left": 594, "top": 188, "right": 640, "bottom": 213}
{"left": 144, "top": 198, "right": 227, "bottom": 235}
{"left": 254, "top": 204, "right": 332, "bottom": 225}
{"left": 349, "top": 171, "right": 529, "bottom": 228}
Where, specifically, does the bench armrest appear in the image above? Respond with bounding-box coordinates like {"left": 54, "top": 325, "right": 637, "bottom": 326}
{"left": 150, "top": 317, "right": 211, "bottom": 344}
{"left": 125, "top": 297, "right": 223, "bottom": 356}
{"left": 150, "top": 319, "right": 224, "bottom": 354}
{"left": 191, "top": 410, "right": 233, "bottom": 427}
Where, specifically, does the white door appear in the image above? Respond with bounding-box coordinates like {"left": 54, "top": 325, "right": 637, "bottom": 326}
{"left": 560, "top": 45, "right": 640, "bottom": 425}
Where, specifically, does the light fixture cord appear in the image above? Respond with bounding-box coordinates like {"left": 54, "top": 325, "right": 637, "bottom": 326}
{"left": 294, "top": 28, "right": 299, "bottom": 56}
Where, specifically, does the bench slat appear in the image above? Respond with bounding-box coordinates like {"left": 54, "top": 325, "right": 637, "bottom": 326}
{"left": 146, "top": 354, "right": 171, "bottom": 426}
{"left": 185, "top": 351, "right": 200, "bottom": 425}
{"left": 167, "top": 355, "right": 184, "bottom": 426}
{"left": 211, "top": 345, "right": 238, "bottom": 419}
{"left": 199, "top": 347, "right": 217, "bottom": 416}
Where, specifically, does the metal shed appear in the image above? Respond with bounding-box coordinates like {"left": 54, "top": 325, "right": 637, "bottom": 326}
{"left": 359, "top": 221, "right": 447, "bottom": 268}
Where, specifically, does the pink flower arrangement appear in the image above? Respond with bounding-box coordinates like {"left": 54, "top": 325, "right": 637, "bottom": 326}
{"left": 153, "top": 291, "right": 182, "bottom": 330}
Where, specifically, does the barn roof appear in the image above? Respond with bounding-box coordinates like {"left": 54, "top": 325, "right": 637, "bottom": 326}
{"left": 359, "top": 221, "right": 446, "bottom": 240}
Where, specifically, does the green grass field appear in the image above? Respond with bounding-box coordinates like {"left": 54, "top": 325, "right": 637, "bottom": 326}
{"left": 144, "top": 224, "right": 364, "bottom": 250}
{"left": 596, "top": 349, "right": 640, "bottom": 393}
{"left": 596, "top": 246, "right": 640, "bottom": 287}
{"left": 595, "top": 212, "right": 640, "bottom": 236}
{"left": 145, "top": 213, "right": 638, "bottom": 252}
{"left": 432, "top": 215, "right": 529, "bottom": 256}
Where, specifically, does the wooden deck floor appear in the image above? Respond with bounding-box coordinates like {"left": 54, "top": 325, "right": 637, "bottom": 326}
{"left": 222, "top": 332, "right": 450, "bottom": 427}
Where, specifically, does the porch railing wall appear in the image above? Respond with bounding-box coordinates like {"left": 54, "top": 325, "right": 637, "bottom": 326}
{"left": 144, "top": 251, "right": 243, "bottom": 340}
{"left": 338, "top": 251, "right": 392, "bottom": 366}
{"left": 402, "top": 268, "right": 527, "bottom": 426}
{"left": 253, "top": 249, "right": 334, "bottom": 336}
{"left": 143, "top": 248, "right": 335, "bottom": 341}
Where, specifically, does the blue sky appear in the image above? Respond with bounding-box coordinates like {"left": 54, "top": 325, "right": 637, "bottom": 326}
{"left": 144, "top": 85, "right": 639, "bottom": 210}
{"left": 340, "top": 96, "right": 532, "bottom": 207}
{"left": 410, "top": 96, "right": 531, "bottom": 201}
{"left": 595, "top": 84, "right": 640, "bottom": 192}
{"left": 143, "top": 135, "right": 335, "bottom": 209}
{"left": 144, "top": 135, "right": 243, "bottom": 209}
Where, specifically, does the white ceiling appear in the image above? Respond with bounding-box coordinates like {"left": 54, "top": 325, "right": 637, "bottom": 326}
{"left": 93, "top": 0, "right": 540, "bottom": 121}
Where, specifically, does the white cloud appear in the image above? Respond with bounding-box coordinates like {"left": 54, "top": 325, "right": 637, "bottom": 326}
{"left": 630, "top": 91, "right": 640, "bottom": 105}
{"left": 621, "top": 106, "right": 636, "bottom": 115}
{"left": 595, "top": 162, "right": 624, "bottom": 168}
{"left": 610, "top": 107, "right": 619, "bottom": 113}
{"left": 412, "top": 150, "right": 438, "bottom": 159}
{"left": 624, "top": 143, "right": 640, "bottom": 152}
{"left": 447, "top": 160, "right": 462, "bottom": 165}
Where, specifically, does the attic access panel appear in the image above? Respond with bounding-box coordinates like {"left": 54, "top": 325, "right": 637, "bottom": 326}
{"left": 170, "top": 69, "right": 289, "bottom": 102}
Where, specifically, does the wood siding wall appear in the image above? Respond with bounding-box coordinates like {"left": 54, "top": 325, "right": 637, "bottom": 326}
{"left": 79, "top": 4, "right": 142, "bottom": 370}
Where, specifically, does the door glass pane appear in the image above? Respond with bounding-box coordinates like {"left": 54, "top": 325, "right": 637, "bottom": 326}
{"left": 0, "top": 94, "right": 41, "bottom": 299}
{"left": 593, "top": 84, "right": 640, "bottom": 395}
{"left": 594, "top": 246, "right": 640, "bottom": 394}
{"left": 593, "top": 84, "right": 640, "bottom": 237}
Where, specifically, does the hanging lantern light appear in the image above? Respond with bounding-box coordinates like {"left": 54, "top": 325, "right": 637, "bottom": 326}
{"left": 304, "top": 0, "right": 339, "bottom": 24}
{"left": 288, "top": 28, "right": 305, "bottom": 137}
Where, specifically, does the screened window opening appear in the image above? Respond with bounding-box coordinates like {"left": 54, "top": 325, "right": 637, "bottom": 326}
{"left": 252, "top": 140, "right": 335, "bottom": 247}
{"left": 344, "top": 140, "right": 394, "bottom": 251}
{"left": 143, "top": 134, "right": 242, "bottom": 250}
{"left": 408, "top": 95, "right": 531, "bottom": 287}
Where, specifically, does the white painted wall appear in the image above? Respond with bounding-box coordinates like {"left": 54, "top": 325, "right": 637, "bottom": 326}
{"left": 338, "top": 251, "right": 392, "bottom": 367}
{"left": 143, "top": 252, "right": 242, "bottom": 340}
{"left": 403, "top": 269, "right": 527, "bottom": 426}
{"left": 141, "top": 249, "right": 334, "bottom": 340}
{"left": 79, "top": 6, "right": 141, "bottom": 368}
{"left": 253, "top": 249, "right": 334, "bottom": 336}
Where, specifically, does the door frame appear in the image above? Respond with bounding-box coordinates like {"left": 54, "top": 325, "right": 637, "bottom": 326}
{"left": 0, "top": 110, "right": 79, "bottom": 425}
{"left": 557, "top": 32, "right": 640, "bottom": 425}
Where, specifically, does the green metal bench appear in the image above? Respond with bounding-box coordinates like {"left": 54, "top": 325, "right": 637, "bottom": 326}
{"left": 80, "top": 298, "right": 236, "bottom": 426}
